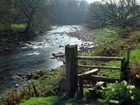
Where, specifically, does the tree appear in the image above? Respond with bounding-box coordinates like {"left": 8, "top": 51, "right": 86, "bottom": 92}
{"left": 15, "top": 0, "right": 54, "bottom": 34}
{"left": 0, "top": 0, "right": 16, "bottom": 30}
{"left": 103, "top": 0, "right": 140, "bottom": 37}
{"left": 87, "top": 0, "right": 140, "bottom": 37}
{"left": 86, "top": 2, "right": 107, "bottom": 29}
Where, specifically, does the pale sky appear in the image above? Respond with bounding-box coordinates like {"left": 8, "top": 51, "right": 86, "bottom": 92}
{"left": 86, "top": 0, "right": 102, "bottom": 3}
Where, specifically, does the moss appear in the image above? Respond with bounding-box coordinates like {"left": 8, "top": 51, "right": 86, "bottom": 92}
{"left": 11, "top": 24, "right": 26, "bottom": 32}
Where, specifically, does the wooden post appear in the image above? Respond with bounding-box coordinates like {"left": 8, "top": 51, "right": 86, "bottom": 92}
{"left": 121, "top": 48, "right": 130, "bottom": 81}
{"left": 126, "top": 48, "right": 130, "bottom": 69}
{"left": 79, "top": 77, "right": 84, "bottom": 98}
{"left": 121, "top": 58, "right": 126, "bottom": 81}
{"left": 122, "top": 48, "right": 131, "bottom": 81}
{"left": 65, "top": 45, "right": 78, "bottom": 97}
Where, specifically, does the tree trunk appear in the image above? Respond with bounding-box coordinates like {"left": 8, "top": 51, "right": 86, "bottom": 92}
{"left": 24, "top": 18, "right": 32, "bottom": 34}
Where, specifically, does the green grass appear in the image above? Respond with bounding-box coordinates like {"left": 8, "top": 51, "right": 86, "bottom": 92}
{"left": 129, "top": 49, "right": 140, "bottom": 64}
{"left": 3, "top": 26, "right": 140, "bottom": 105}
{"left": 19, "top": 96, "right": 72, "bottom": 105}
{"left": 96, "top": 27, "right": 120, "bottom": 45}
{"left": 0, "top": 23, "right": 26, "bottom": 31}
{"left": 11, "top": 24, "right": 26, "bottom": 31}
{"left": 1, "top": 68, "right": 65, "bottom": 105}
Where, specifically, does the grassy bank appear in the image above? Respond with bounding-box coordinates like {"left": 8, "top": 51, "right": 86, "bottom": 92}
{"left": 0, "top": 24, "right": 26, "bottom": 45}
{"left": 1, "top": 27, "right": 140, "bottom": 105}
{"left": 0, "top": 67, "right": 65, "bottom": 105}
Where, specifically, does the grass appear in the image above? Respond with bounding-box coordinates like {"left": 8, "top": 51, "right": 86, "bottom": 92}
{"left": 79, "top": 28, "right": 140, "bottom": 79}
{"left": 0, "top": 24, "right": 26, "bottom": 31}
{"left": 2, "top": 26, "right": 140, "bottom": 105}
{"left": 129, "top": 48, "right": 140, "bottom": 64}
{"left": 0, "top": 68, "right": 65, "bottom": 105}
{"left": 19, "top": 96, "right": 73, "bottom": 105}
{"left": 0, "top": 23, "right": 26, "bottom": 31}
{"left": 11, "top": 24, "right": 26, "bottom": 31}
{"left": 19, "top": 88, "right": 96, "bottom": 105}
{"left": 96, "top": 27, "right": 120, "bottom": 45}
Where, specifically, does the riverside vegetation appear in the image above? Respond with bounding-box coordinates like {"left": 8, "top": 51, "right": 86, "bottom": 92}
{"left": 1, "top": 0, "right": 140, "bottom": 105}
{"left": 1, "top": 26, "right": 140, "bottom": 105}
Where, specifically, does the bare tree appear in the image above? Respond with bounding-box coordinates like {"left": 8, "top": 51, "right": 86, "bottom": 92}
{"left": 87, "top": 0, "right": 140, "bottom": 37}
{"left": 103, "top": 0, "right": 140, "bottom": 37}
{"left": 87, "top": 2, "right": 107, "bottom": 29}
{"left": 16, "top": 0, "right": 54, "bottom": 34}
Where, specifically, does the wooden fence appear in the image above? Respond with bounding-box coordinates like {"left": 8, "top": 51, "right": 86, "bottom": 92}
{"left": 65, "top": 45, "right": 130, "bottom": 97}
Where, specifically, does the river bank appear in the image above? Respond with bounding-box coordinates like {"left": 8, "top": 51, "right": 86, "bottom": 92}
{"left": 1, "top": 26, "right": 140, "bottom": 105}
{"left": 0, "top": 32, "right": 32, "bottom": 55}
{"left": 69, "top": 26, "right": 97, "bottom": 42}
{"left": 0, "top": 25, "right": 95, "bottom": 96}
{"left": 0, "top": 25, "right": 104, "bottom": 105}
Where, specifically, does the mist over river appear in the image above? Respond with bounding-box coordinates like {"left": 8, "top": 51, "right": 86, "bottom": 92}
{"left": 0, "top": 25, "right": 94, "bottom": 95}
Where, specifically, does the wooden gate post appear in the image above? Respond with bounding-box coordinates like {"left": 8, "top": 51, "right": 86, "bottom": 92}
{"left": 121, "top": 58, "right": 126, "bottom": 81}
{"left": 121, "top": 48, "right": 131, "bottom": 81}
{"left": 65, "top": 45, "right": 78, "bottom": 97}
{"left": 126, "top": 48, "right": 130, "bottom": 69}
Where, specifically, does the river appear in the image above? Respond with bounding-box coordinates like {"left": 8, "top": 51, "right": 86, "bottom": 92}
{"left": 0, "top": 25, "right": 94, "bottom": 95}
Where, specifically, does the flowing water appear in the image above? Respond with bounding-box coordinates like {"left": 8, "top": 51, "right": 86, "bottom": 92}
{"left": 0, "top": 25, "right": 94, "bottom": 95}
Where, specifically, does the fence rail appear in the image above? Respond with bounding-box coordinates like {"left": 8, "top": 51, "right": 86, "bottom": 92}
{"left": 78, "top": 65, "right": 120, "bottom": 70}
{"left": 65, "top": 45, "right": 130, "bottom": 98}
{"left": 77, "top": 56, "right": 124, "bottom": 61}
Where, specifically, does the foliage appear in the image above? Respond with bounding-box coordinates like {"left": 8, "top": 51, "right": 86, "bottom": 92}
{"left": 129, "top": 62, "right": 140, "bottom": 87}
{"left": 86, "top": 2, "right": 108, "bottom": 29}
{"left": 122, "top": 31, "right": 140, "bottom": 48}
{"left": 94, "top": 42, "right": 122, "bottom": 56}
{"left": 125, "top": 48, "right": 140, "bottom": 86}
{"left": 87, "top": 0, "right": 140, "bottom": 37}
{"left": 0, "top": 0, "right": 17, "bottom": 28}
{"left": 103, "top": 81, "right": 140, "bottom": 105}
{"left": 16, "top": 0, "right": 54, "bottom": 34}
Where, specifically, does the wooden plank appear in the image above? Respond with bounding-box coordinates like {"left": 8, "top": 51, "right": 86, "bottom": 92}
{"left": 109, "top": 100, "right": 121, "bottom": 105}
{"left": 89, "top": 81, "right": 105, "bottom": 91}
{"left": 78, "top": 69, "right": 99, "bottom": 77}
{"left": 77, "top": 56, "right": 124, "bottom": 61}
{"left": 77, "top": 84, "right": 92, "bottom": 88}
{"left": 65, "top": 45, "right": 78, "bottom": 97}
{"left": 83, "top": 75, "right": 121, "bottom": 83}
{"left": 97, "top": 99, "right": 106, "bottom": 104}
{"left": 78, "top": 65, "right": 120, "bottom": 70}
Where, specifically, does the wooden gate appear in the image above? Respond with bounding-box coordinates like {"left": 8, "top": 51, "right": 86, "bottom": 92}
{"left": 65, "top": 45, "right": 130, "bottom": 97}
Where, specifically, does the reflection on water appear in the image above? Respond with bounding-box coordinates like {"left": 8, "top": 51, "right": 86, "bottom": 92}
{"left": 0, "top": 25, "right": 94, "bottom": 95}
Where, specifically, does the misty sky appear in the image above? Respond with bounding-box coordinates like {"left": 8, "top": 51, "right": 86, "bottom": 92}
{"left": 86, "top": 0, "right": 102, "bottom": 3}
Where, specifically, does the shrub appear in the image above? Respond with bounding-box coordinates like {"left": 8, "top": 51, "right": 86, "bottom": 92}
{"left": 103, "top": 81, "right": 140, "bottom": 105}
{"left": 122, "top": 31, "right": 140, "bottom": 48}
{"left": 129, "top": 63, "right": 140, "bottom": 87}
{"left": 94, "top": 41, "right": 122, "bottom": 56}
